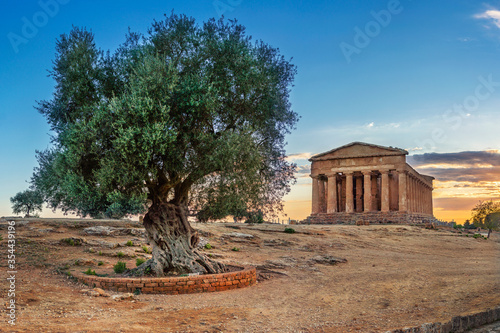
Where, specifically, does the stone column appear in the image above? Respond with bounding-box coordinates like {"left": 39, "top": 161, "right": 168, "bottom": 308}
{"left": 327, "top": 174, "right": 338, "bottom": 214}
{"left": 429, "top": 186, "right": 433, "bottom": 215}
{"left": 398, "top": 170, "right": 407, "bottom": 212}
{"left": 345, "top": 172, "right": 354, "bottom": 213}
{"left": 417, "top": 179, "right": 422, "bottom": 213}
{"left": 355, "top": 176, "right": 363, "bottom": 212}
{"left": 363, "top": 171, "right": 372, "bottom": 212}
{"left": 311, "top": 176, "right": 319, "bottom": 215}
{"left": 318, "top": 178, "right": 325, "bottom": 213}
{"left": 381, "top": 170, "right": 390, "bottom": 212}
{"left": 410, "top": 176, "right": 415, "bottom": 213}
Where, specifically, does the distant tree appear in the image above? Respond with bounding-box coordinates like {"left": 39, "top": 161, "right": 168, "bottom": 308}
{"left": 32, "top": 14, "right": 297, "bottom": 275}
{"left": 463, "top": 219, "right": 475, "bottom": 230}
{"left": 482, "top": 212, "right": 500, "bottom": 238}
{"left": 10, "top": 189, "right": 44, "bottom": 217}
{"left": 471, "top": 200, "right": 500, "bottom": 238}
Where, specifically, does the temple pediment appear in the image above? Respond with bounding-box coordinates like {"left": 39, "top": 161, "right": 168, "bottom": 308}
{"left": 309, "top": 142, "right": 408, "bottom": 161}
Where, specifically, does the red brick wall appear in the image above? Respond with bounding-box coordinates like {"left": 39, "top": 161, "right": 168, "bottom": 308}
{"left": 73, "top": 266, "right": 256, "bottom": 295}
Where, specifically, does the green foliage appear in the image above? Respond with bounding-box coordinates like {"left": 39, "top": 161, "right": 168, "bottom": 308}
{"left": 98, "top": 261, "right": 104, "bottom": 266}
{"left": 136, "top": 258, "right": 146, "bottom": 266}
{"left": 244, "top": 210, "right": 265, "bottom": 224}
{"left": 117, "top": 251, "right": 125, "bottom": 258}
{"left": 471, "top": 201, "right": 500, "bottom": 238}
{"left": 463, "top": 220, "right": 476, "bottom": 230}
{"left": 98, "top": 250, "right": 103, "bottom": 256}
{"left": 84, "top": 268, "right": 97, "bottom": 275}
{"left": 126, "top": 240, "right": 133, "bottom": 246}
{"left": 32, "top": 14, "right": 297, "bottom": 221}
{"left": 10, "top": 189, "right": 44, "bottom": 217}
{"left": 231, "top": 247, "right": 240, "bottom": 251}
{"left": 0, "top": 235, "right": 3, "bottom": 241}
{"left": 204, "top": 243, "right": 212, "bottom": 250}
{"left": 63, "top": 238, "right": 78, "bottom": 246}
{"left": 142, "top": 245, "right": 151, "bottom": 254}
{"left": 113, "top": 261, "right": 127, "bottom": 274}
{"left": 284, "top": 228, "right": 295, "bottom": 234}
{"left": 134, "top": 288, "right": 142, "bottom": 295}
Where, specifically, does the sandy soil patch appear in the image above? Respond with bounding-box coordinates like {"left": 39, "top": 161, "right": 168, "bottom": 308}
{"left": 0, "top": 218, "right": 499, "bottom": 332}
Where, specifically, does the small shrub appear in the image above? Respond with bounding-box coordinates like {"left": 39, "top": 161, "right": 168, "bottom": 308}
{"left": 68, "top": 239, "right": 75, "bottom": 246}
{"left": 134, "top": 288, "right": 141, "bottom": 295}
{"left": 284, "top": 228, "right": 296, "bottom": 234}
{"left": 117, "top": 251, "right": 125, "bottom": 258}
{"left": 84, "top": 268, "right": 97, "bottom": 275}
{"left": 113, "top": 261, "right": 127, "bottom": 274}
{"left": 204, "top": 243, "right": 212, "bottom": 250}
{"left": 0, "top": 235, "right": 3, "bottom": 241}
{"left": 98, "top": 261, "right": 104, "bottom": 266}
{"left": 473, "top": 233, "right": 481, "bottom": 239}
{"left": 136, "top": 258, "right": 146, "bottom": 266}
{"left": 142, "top": 245, "right": 151, "bottom": 253}
{"left": 98, "top": 250, "right": 103, "bottom": 256}
{"left": 144, "top": 266, "right": 152, "bottom": 275}
{"left": 126, "top": 240, "right": 133, "bottom": 247}
{"left": 231, "top": 247, "right": 240, "bottom": 251}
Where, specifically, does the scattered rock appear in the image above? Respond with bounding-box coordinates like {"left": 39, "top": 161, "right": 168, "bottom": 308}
{"left": 82, "top": 226, "right": 120, "bottom": 236}
{"left": 263, "top": 239, "right": 293, "bottom": 247}
{"left": 224, "top": 232, "right": 255, "bottom": 239}
{"left": 74, "top": 258, "right": 97, "bottom": 266}
{"left": 196, "top": 229, "right": 214, "bottom": 237}
{"left": 309, "top": 255, "right": 347, "bottom": 265}
{"left": 93, "top": 288, "right": 110, "bottom": 297}
{"left": 81, "top": 289, "right": 109, "bottom": 297}
{"left": 262, "top": 256, "right": 297, "bottom": 269}
{"left": 197, "top": 237, "right": 209, "bottom": 249}
{"left": 82, "top": 226, "right": 146, "bottom": 237}
{"left": 111, "top": 293, "right": 135, "bottom": 301}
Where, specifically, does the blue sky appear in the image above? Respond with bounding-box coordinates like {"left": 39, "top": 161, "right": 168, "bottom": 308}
{"left": 1, "top": 0, "right": 500, "bottom": 221}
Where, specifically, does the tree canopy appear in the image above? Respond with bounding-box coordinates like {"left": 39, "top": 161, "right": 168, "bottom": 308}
{"left": 32, "top": 15, "right": 298, "bottom": 221}
{"left": 471, "top": 200, "right": 500, "bottom": 238}
{"left": 10, "top": 189, "right": 44, "bottom": 217}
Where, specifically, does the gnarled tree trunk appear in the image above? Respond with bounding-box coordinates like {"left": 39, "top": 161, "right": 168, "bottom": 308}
{"left": 139, "top": 202, "right": 226, "bottom": 276}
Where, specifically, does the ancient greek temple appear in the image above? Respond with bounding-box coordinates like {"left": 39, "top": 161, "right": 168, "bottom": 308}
{"left": 306, "top": 142, "right": 437, "bottom": 224}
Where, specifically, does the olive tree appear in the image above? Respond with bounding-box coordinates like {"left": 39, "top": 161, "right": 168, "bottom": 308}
{"left": 471, "top": 200, "right": 500, "bottom": 238}
{"left": 32, "top": 14, "right": 298, "bottom": 275}
{"left": 10, "top": 189, "right": 43, "bottom": 217}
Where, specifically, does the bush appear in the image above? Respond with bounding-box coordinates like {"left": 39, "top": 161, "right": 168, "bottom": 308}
{"left": 245, "top": 210, "right": 264, "bottom": 224}
{"left": 84, "top": 268, "right": 97, "bottom": 275}
{"left": 284, "top": 228, "right": 296, "bottom": 234}
{"left": 231, "top": 247, "right": 240, "bottom": 251}
{"left": 117, "top": 251, "right": 125, "bottom": 258}
{"left": 113, "top": 261, "right": 127, "bottom": 274}
{"left": 98, "top": 250, "right": 103, "bottom": 256}
{"left": 142, "top": 245, "right": 151, "bottom": 254}
{"left": 126, "top": 240, "right": 133, "bottom": 246}
{"left": 204, "top": 243, "right": 212, "bottom": 250}
{"left": 136, "top": 258, "right": 146, "bottom": 266}
{"left": 98, "top": 261, "right": 104, "bottom": 266}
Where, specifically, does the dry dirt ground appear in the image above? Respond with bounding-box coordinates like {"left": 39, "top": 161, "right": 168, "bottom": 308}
{"left": 0, "top": 218, "right": 499, "bottom": 333}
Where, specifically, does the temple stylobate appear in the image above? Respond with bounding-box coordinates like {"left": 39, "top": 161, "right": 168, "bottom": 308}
{"left": 306, "top": 142, "right": 437, "bottom": 225}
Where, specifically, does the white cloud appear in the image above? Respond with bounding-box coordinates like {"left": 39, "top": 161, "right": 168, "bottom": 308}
{"left": 367, "top": 122, "right": 374, "bottom": 128}
{"left": 286, "top": 152, "right": 313, "bottom": 161}
{"left": 475, "top": 10, "right": 500, "bottom": 28}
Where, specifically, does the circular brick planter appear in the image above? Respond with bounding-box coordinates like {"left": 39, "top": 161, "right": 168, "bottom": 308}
{"left": 72, "top": 266, "right": 256, "bottom": 295}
